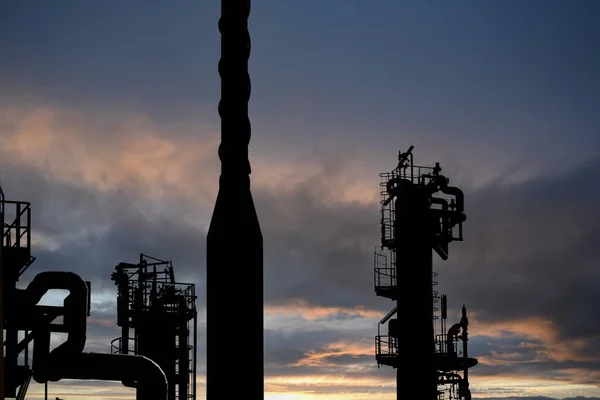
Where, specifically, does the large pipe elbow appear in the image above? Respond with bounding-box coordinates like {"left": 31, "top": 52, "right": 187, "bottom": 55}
{"left": 384, "top": 177, "right": 413, "bottom": 205}
{"left": 436, "top": 176, "right": 464, "bottom": 213}
{"left": 386, "top": 177, "right": 412, "bottom": 195}
{"left": 25, "top": 271, "right": 88, "bottom": 355}
{"left": 445, "top": 186, "right": 464, "bottom": 213}
{"left": 43, "top": 353, "right": 167, "bottom": 400}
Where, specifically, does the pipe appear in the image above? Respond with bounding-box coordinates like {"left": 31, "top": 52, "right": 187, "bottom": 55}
{"left": 396, "top": 145, "right": 414, "bottom": 169}
{"left": 42, "top": 352, "right": 167, "bottom": 400}
{"left": 386, "top": 177, "right": 412, "bottom": 197}
{"left": 26, "top": 272, "right": 167, "bottom": 400}
{"left": 461, "top": 305, "right": 471, "bottom": 400}
{"left": 24, "top": 272, "right": 87, "bottom": 356}
{"left": 383, "top": 178, "right": 412, "bottom": 206}
{"left": 379, "top": 306, "right": 398, "bottom": 326}
{"left": 431, "top": 176, "right": 464, "bottom": 214}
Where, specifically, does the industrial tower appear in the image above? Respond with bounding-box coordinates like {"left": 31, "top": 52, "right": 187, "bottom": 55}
{"left": 1, "top": 186, "right": 36, "bottom": 400}
{"left": 111, "top": 254, "right": 198, "bottom": 400}
{"left": 373, "top": 146, "right": 478, "bottom": 400}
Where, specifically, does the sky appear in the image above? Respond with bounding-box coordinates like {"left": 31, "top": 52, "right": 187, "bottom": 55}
{"left": 1, "top": 0, "right": 600, "bottom": 399}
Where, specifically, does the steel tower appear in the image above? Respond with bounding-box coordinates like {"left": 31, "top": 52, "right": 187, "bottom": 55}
{"left": 111, "top": 254, "right": 198, "bottom": 400}
{"left": 373, "top": 146, "right": 477, "bottom": 400}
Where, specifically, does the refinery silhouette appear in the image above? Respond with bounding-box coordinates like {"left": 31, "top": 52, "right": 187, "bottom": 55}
{"left": 1, "top": 2, "right": 477, "bottom": 400}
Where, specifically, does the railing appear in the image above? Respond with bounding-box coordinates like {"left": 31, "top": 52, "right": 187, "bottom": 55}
{"left": 373, "top": 247, "right": 395, "bottom": 291}
{"left": 123, "top": 280, "right": 197, "bottom": 315}
{"left": 1, "top": 200, "right": 32, "bottom": 249}
{"left": 379, "top": 166, "right": 438, "bottom": 249}
{"left": 379, "top": 175, "right": 395, "bottom": 248}
{"left": 110, "top": 337, "right": 138, "bottom": 355}
{"left": 435, "top": 334, "right": 460, "bottom": 356}
{"left": 375, "top": 335, "right": 398, "bottom": 363}
{"left": 379, "top": 164, "right": 438, "bottom": 192}
{"left": 1, "top": 199, "right": 35, "bottom": 276}
{"left": 432, "top": 271, "right": 439, "bottom": 320}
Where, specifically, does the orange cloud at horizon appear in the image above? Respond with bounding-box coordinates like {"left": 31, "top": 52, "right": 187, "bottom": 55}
{"left": 265, "top": 300, "right": 383, "bottom": 321}
{"left": 469, "top": 313, "right": 600, "bottom": 364}
{"left": 291, "top": 340, "right": 373, "bottom": 367}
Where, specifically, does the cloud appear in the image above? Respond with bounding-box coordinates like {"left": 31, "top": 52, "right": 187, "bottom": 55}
{"left": 3, "top": 102, "right": 600, "bottom": 398}
{"left": 441, "top": 156, "right": 600, "bottom": 340}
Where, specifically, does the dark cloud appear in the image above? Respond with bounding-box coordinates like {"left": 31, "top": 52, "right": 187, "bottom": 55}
{"left": 1, "top": 162, "right": 206, "bottom": 293}
{"left": 443, "top": 157, "right": 600, "bottom": 342}
{"left": 257, "top": 184, "right": 380, "bottom": 309}
{"left": 4, "top": 137, "right": 600, "bottom": 396}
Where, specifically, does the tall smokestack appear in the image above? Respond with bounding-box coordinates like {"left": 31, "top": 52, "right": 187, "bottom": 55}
{"left": 206, "top": 1, "right": 264, "bottom": 400}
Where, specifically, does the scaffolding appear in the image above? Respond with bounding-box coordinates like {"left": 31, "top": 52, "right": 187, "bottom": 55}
{"left": 373, "top": 146, "right": 477, "bottom": 400}
{"left": 1, "top": 187, "right": 35, "bottom": 400}
{"left": 110, "top": 254, "right": 198, "bottom": 400}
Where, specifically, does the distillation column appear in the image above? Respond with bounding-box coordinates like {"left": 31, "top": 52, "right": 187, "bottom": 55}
{"left": 206, "top": 1, "right": 264, "bottom": 400}
{"left": 394, "top": 184, "right": 437, "bottom": 400}
{"left": 374, "top": 148, "right": 475, "bottom": 400}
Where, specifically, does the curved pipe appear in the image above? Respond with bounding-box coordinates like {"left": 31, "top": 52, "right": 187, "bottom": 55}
{"left": 25, "top": 271, "right": 87, "bottom": 355}
{"left": 384, "top": 178, "right": 412, "bottom": 206}
{"left": 433, "top": 176, "right": 464, "bottom": 214}
{"left": 27, "top": 272, "right": 168, "bottom": 400}
{"left": 386, "top": 177, "right": 412, "bottom": 196}
{"left": 42, "top": 352, "right": 167, "bottom": 400}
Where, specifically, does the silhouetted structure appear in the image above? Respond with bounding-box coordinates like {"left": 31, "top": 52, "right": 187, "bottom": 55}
{"left": 1, "top": 189, "right": 167, "bottom": 400}
{"left": 1, "top": 186, "right": 35, "bottom": 400}
{"left": 206, "top": 1, "right": 264, "bottom": 400}
{"left": 111, "top": 254, "right": 198, "bottom": 400}
{"left": 373, "top": 147, "right": 477, "bottom": 400}
{"left": 1, "top": 187, "right": 3, "bottom": 400}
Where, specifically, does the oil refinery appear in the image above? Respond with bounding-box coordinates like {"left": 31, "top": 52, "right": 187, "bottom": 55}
{"left": 0, "top": 185, "right": 197, "bottom": 400}
{"left": 1, "top": 2, "right": 478, "bottom": 400}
